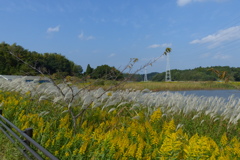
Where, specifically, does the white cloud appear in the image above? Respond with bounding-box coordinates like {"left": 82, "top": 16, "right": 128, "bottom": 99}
{"left": 177, "top": 0, "right": 227, "bottom": 6}
{"left": 113, "top": 18, "right": 128, "bottom": 26}
{"left": 86, "top": 35, "right": 95, "bottom": 40}
{"left": 145, "top": 34, "right": 151, "bottom": 39}
{"left": 109, "top": 53, "right": 116, "bottom": 57}
{"left": 148, "top": 44, "right": 161, "bottom": 48}
{"left": 92, "top": 49, "right": 101, "bottom": 54}
{"left": 78, "top": 31, "right": 95, "bottom": 40}
{"left": 177, "top": 0, "right": 192, "bottom": 6}
{"left": 213, "top": 53, "right": 230, "bottom": 60}
{"left": 47, "top": 25, "right": 60, "bottom": 33}
{"left": 200, "top": 52, "right": 211, "bottom": 58}
{"left": 190, "top": 26, "right": 240, "bottom": 48}
{"left": 78, "top": 32, "right": 84, "bottom": 39}
{"left": 148, "top": 43, "right": 172, "bottom": 48}
{"left": 200, "top": 52, "right": 230, "bottom": 60}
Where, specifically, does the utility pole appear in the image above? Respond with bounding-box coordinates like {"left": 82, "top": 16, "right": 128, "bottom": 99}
{"left": 165, "top": 49, "right": 171, "bottom": 82}
{"left": 144, "top": 67, "right": 148, "bottom": 82}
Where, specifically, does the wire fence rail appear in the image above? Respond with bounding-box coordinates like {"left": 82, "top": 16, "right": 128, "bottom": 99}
{"left": 0, "top": 109, "right": 59, "bottom": 160}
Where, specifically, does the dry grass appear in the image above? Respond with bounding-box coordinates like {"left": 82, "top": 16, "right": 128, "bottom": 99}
{"left": 75, "top": 80, "right": 238, "bottom": 91}
{"left": 122, "top": 81, "right": 238, "bottom": 91}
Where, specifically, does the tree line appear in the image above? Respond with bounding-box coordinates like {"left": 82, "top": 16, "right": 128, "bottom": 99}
{"left": 150, "top": 66, "right": 240, "bottom": 82}
{"left": 126, "top": 66, "right": 240, "bottom": 82}
{"left": 0, "top": 42, "right": 82, "bottom": 77}
{"left": 0, "top": 42, "right": 123, "bottom": 80}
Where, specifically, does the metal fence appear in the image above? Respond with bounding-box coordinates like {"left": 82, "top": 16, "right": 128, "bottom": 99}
{"left": 0, "top": 109, "right": 59, "bottom": 160}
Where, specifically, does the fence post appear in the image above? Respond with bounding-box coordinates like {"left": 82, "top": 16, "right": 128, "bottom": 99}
{"left": 23, "top": 128, "right": 33, "bottom": 146}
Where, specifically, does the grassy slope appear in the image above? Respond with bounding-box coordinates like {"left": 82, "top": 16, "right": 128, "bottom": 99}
{"left": 0, "top": 132, "right": 24, "bottom": 160}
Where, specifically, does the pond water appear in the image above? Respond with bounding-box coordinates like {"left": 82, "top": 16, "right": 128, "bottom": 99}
{"left": 161, "top": 90, "right": 240, "bottom": 100}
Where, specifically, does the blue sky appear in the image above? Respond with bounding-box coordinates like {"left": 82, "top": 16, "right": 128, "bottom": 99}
{"left": 1, "top": 0, "right": 240, "bottom": 74}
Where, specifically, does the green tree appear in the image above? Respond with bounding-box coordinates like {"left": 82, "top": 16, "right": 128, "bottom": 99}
{"left": 0, "top": 42, "right": 83, "bottom": 76}
{"left": 152, "top": 73, "right": 165, "bottom": 81}
{"left": 92, "top": 64, "right": 123, "bottom": 80}
{"left": 71, "top": 63, "right": 83, "bottom": 77}
{"left": 85, "top": 64, "right": 93, "bottom": 76}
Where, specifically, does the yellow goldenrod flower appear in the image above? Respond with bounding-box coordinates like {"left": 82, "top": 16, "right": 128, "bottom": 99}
{"left": 135, "top": 142, "right": 144, "bottom": 159}
{"left": 45, "top": 139, "right": 51, "bottom": 148}
{"left": 162, "top": 119, "right": 176, "bottom": 135}
{"left": 151, "top": 148, "right": 158, "bottom": 159}
{"left": 113, "top": 151, "right": 121, "bottom": 159}
{"left": 220, "top": 132, "right": 228, "bottom": 146}
{"left": 159, "top": 132, "right": 183, "bottom": 158}
{"left": 106, "top": 92, "right": 112, "bottom": 96}
{"left": 59, "top": 114, "right": 70, "bottom": 129}
{"left": 55, "top": 132, "right": 62, "bottom": 141}
{"left": 109, "top": 143, "right": 116, "bottom": 156}
{"left": 64, "top": 129, "right": 73, "bottom": 139}
{"left": 126, "top": 143, "right": 137, "bottom": 157}
{"left": 79, "top": 141, "right": 88, "bottom": 155}
{"left": 81, "top": 120, "right": 88, "bottom": 129}
{"left": 73, "top": 149, "right": 78, "bottom": 156}
{"left": 51, "top": 139, "right": 55, "bottom": 146}
{"left": 65, "top": 152, "right": 70, "bottom": 157}
{"left": 54, "top": 151, "right": 59, "bottom": 156}
{"left": 150, "top": 109, "right": 162, "bottom": 123}
{"left": 66, "top": 140, "right": 73, "bottom": 149}
{"left": 231, "top": 137, "right": 240, "bottom": 157}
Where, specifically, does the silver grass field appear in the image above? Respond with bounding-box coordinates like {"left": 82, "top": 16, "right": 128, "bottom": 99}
{"left": 0, "top": 78, "right": 239, "bottom": 127}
